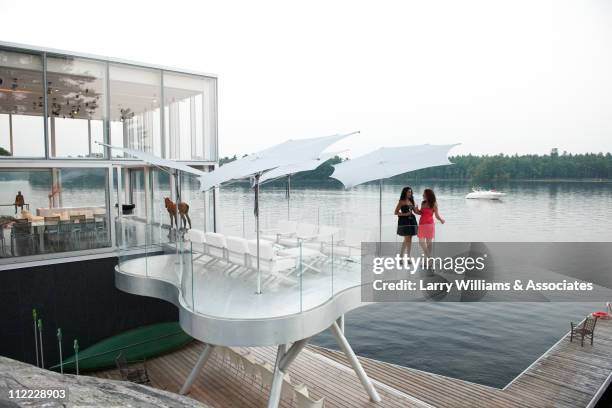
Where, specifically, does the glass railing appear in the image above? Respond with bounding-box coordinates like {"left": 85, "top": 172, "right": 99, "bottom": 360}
{"left": 115, "top": 210, "right": 444, "bottom": 319}
{"left": 217, "top": 204, "right": 445, "bottom": 243}
{"left": 116, "top": 217, "right": 181, "bottom": 284}
{"left": 179, "top": 226, "right": 363, "bottom": 317}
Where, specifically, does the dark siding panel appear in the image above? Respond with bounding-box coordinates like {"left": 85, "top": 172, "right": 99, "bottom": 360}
{"left": 0, "top": 257, "right": 177, "bottom": 367}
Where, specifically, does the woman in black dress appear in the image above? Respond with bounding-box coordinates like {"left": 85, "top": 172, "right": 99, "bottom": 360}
{"left": 394, "top": 186, "right": 418, "bottom": 260}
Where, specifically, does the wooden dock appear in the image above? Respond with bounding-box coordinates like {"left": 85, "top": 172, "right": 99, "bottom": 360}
{"left": 93, "top": 317, "right": 612, "bottom": 407}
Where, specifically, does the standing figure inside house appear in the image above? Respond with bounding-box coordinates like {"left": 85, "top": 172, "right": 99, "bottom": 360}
{"left": 416, "top": 188, "right": 445, "bottom": 262}
{"left": 14, "top": 191, "right": 25, "bottom": 214}
{"left": 395, "top": 186, "right": 418, "bottom": 263}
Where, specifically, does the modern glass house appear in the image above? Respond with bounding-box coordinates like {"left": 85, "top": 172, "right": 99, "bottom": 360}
{"left": 0, "top": 41, "right": 218, "bottom": 265}
{"left": 1, "top": 41, "right": 379, "bottom": 408}
{"left": 0, "top": 41, "right": 217, "bottom": 375}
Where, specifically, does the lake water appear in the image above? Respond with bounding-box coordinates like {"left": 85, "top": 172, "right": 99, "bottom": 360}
{"left": 216, "top": 180, "right": 612, "bottom": 243}
{"left": 217, "top": 180, "right": 612, "bottom": 388}
{"left": 4, "top": 179, "right": 612, "bottom": 388}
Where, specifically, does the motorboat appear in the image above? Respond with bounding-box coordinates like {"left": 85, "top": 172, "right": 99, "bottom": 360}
{"left": 465, "top": 188, "right": 506, "bottom": 200}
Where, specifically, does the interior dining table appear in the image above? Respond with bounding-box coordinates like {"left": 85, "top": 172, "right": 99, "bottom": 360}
{"left": 14, "top": 216, "right": 103, "bottom": 255}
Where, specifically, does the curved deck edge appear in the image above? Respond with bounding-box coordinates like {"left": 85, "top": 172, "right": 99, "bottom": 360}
{"left": 115, "top": 266, "right": 368, "bottom": 346}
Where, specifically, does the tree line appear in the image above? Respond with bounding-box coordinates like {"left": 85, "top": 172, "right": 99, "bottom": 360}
{"left": 2, "top": 150, "right": 609, "bottom": 186}
{"left": 408, "top": 151, "right": 612, "bottom": 183}
{"left": 220, "top": 150, "right": 612, "bottom": 185}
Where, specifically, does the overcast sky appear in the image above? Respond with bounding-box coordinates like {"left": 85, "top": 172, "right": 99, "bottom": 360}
{"left": 1, "top": 0, "right": 611, "bottom": 157}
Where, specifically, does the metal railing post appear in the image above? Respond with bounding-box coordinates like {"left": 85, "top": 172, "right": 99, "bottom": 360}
{"left": 57, "top": 328, "right": 63, "bottom": 374}
{"left": 37, "top": 319, "right": 44, "bottom": 368}
{"left": 32, "top": 309, "right": 39, "bottom": 367}
{"left": 74, "top": 339, "right": 79, "bottom": 376}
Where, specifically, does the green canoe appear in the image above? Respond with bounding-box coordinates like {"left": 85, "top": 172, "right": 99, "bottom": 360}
{"left": 50, "top": 322, "right": 192, "bottom": 373}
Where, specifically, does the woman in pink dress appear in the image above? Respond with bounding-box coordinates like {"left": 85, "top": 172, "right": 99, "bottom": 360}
{"left": 415, "top": 188, "right": 445, "bottom": 258}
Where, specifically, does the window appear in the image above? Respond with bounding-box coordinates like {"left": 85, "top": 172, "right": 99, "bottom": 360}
{"left": 151, "top": 168, "right": 171, "bottom": 223}
{"left": 0, "top": 50, "right": 45, "bottom": 157}
{"left": 129, "top": 168, "right": 147, "bottom": 218}
{"left": 46, "top": 56, "right": 107, "bottom": 158}
{"left": 109, "top": 64, "right": 161, "bottom": 158}
{"left": 0, "top": 169, "right": 51, "bottom": 216}
{"left": 163, "top": 72, "right": 216, "bottom": 161}
{"left": 0, "top": 167, "right": 111, "bottom": 259}
{"left": 57, "top": 168, "right": 107, "bottom": 208}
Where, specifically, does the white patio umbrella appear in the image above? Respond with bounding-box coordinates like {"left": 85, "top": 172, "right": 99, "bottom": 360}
{"left": 97, "top": 144, "right": 207, "bottom": 178}
{"left": 330, "top": 144, "right": 459, "bottom": 242}
{"left": 198, "top": 133, "right": 356, "bottom": 191}
{"left": 259, "top": 151, "right": 342, "bottom": 220}
{"left": 199, "top": 131, "right": 357, "bottom": 294}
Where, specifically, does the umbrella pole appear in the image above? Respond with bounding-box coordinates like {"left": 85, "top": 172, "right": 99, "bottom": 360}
{"left": 255, "top": 173, "right": 262, "bottom": 294}
{"left": 174, "top": 170, "right": 182, "bottom": 272}
{"left": 287, "top": 174, "right": 291, "bottom": 220}
{"left": 379, "top": 179, "right": 383, "bottom": 244}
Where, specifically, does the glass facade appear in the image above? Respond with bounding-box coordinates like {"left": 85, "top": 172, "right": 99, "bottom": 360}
{"left": 0, "top": 50, "right": 45, "bottom": 157}
{"left": 0, "top": 45, "right": 218, "bottom": 162}
{"left": 46, "top": 56, "right": 107, "bottom": 158}
{"left": 164, "top": 73, "right": 217, "bottom": 161}
{"left": 0, "top": 167, "right": 111, "bottom": 258}
{"left": 0, "top": 43, "right": 218, "bottom": 262}
{"left": 109, "top": 65, "right": 161, "bottom": 158}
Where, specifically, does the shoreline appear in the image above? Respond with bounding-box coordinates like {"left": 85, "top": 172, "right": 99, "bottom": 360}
{"left": 241, "top": 177, "right": 612, "bottom": 189}
{"left": 408, "top": 178, "right": 612, "bottom": 183}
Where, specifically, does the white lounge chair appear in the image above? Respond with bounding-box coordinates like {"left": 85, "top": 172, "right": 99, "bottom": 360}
{"left": 226, "top": 236, "right": 250, "bottom": 274}
{"left": 247, "top": 240, "right": 298, "bottom": 285}
{"left": 296, "top": 391, "right": 325, "bottom": 408}
{"left": 259, "top": 362, "right": 274, "bottom": 390}
{"left": 303, "top": 225, "right": 341, "bottom": 252}
{"left": 278, "top": 222, "right": 319, "bottom": 247}
{"left": 293, "top": 383, "right": 326, "bottom": 408}
{"left": 204, "top": 232, "right": 228, "bottom": 266}
{"left": 185, "top": 228, "right": 205, "bottom": 244}
{"left": 184, "top": 229, "right": 209, "bottom": 262}
{"left": 227, "top": 347, "right": 243, "bottom": 374}
{"left": 261, "top": 220, "right": 298, "bottom": 243}
{"left": 281, "top": 372, "right": 294, "bottom": 401}
{"left": 277, "top": 245, "right": 327, "bottom": 275}
{"left": 241, "top": 354, "right": 260, "bottom": 383}
{"left": 294, "top": 383, "right": 309, "bottom": 398}
{"left": 327, "top": 228, "right": 371, "bottom": 262}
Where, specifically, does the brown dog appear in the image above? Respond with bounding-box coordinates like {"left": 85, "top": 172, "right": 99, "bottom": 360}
{"left": 164, "top": 197, "right": 192, "bottom": 230}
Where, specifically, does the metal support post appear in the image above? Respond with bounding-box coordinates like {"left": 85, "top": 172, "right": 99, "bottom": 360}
{"left": 330, "top": 322, "right": 381, "bottom": 402}
{"left": 180, "top": 343, "right": 214, "bottom": 395}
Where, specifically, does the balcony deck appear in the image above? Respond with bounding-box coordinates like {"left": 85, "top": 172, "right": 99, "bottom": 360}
{"left": 119, "top": 252, "right": 362, "bottom": 320}
{"left": 116, "top": 247, "right": 370, "bottom": 345}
